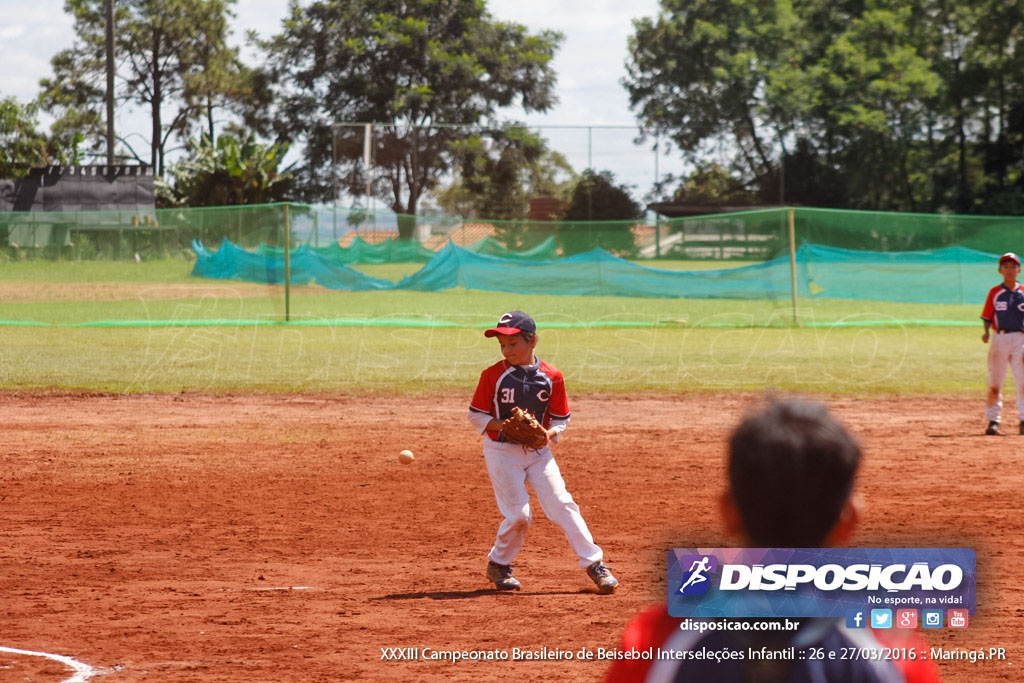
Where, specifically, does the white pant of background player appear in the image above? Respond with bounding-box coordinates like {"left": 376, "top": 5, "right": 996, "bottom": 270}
{"left": 482, "top": 440, "right": 603, "bottom": 569}
{"left": 986, "top": 330, "right": 1024, "bottom": 423}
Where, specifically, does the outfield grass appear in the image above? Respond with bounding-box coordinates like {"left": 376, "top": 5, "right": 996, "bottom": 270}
{"left": 0, "top": 287, "right": 981, "bottom": 326}
{"left": 0, "top": 322, "right": 986, "bottom": 395}
{"left": 0, "top": 258, "right": 989, "bottom": 394}
{"left": 0, "top": 258, "right": 196, "bottom": 283}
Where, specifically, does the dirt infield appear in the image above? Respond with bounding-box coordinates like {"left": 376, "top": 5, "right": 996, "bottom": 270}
{"left": 1, "top": 392, "right": 1020, "bottom": 682}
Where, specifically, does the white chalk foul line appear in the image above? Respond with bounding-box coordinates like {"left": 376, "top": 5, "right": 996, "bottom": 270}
{"left": 0, "top": 646, "right": 97, "bottom": 683}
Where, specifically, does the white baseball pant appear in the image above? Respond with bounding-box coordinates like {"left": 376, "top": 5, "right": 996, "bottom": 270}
{"left": 986, "top": 330, "right": 1024, "bottom": 422}
{"left": 482, "top": 439, "right": 603, "bottom": 569}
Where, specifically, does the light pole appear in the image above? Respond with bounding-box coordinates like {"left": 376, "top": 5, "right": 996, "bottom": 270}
{"left": 105, "top": 0, "right": 115, "bottom": 166}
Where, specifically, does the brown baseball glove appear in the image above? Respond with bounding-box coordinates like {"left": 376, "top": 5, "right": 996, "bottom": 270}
{"left": 500, "top": 407, "right": 548, "bottom": 449}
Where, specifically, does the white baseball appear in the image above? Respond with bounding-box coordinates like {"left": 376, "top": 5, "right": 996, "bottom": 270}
{"left": 399, "top": 449, "right": 415, "bottom": 465}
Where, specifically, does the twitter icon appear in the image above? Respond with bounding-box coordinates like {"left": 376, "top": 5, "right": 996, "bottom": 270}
{"left": 870, "top": 609, "right": 892, "bottom": 629}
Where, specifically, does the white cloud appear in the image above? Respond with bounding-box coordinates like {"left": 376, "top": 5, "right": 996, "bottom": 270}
{"left": 233, "top": 0, "right": 291, "bottom": 39}
{"left": 487, "top": 0, "right": 659, "bottom": 124}
{"left": 0, "top": 25, "right": 26, "bottom": 41}
{"left": 0, "top": 0, "right": 75, "bottom": 101}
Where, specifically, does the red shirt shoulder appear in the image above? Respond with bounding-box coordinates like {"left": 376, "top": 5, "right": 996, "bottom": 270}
{"left": 604, "top": 605, "right": 942, "bottom": 683}
{"left": 538, "top": 359, "right": 563, "bottom": 379}
{"left": 981, "top": 283, "right": 1017, "bottom": 323}
{"left": 470, "top": 359, "right": 510, "bottom": 415}
{"left": 603, "top": 605, "right": 678, "bottom": 683}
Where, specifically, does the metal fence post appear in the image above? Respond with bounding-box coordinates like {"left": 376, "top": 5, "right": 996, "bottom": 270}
{"left": 788, "top": 207, "right": 798, "bottom": 326}
{"left": 284, "top": 202, "right": 291, "bottom": 323}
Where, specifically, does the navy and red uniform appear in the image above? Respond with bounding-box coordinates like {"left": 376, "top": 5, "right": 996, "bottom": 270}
{"left": 468, "top": 355, "right": 604, "bottom": 571}
{"left": 470, "top": 357, "right": 570, "bottom": 443}
{"left": 980, "top": 258, "right": 1024, "bottom": 429}
{"left": 604, "top": 605, "right": 942, "bottom": 683}
{"left": 981, "top": 282, "right": 1024, "bottom": 333}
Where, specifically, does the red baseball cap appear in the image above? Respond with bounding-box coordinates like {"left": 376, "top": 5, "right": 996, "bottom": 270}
{"left": 484, "top": 310, "right": 537, "bottom": 337}
{"left": 999, "top": 252, "right": 1021, "bottom": 266}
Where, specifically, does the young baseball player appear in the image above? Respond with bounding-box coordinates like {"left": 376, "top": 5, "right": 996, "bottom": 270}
{"left": 467, "top": 310, "right": 618, "bottom": 593}
{"left": 980, "top": 252, "right": 1024, "bottom": 435}
{"left": 604, "top": 398, "right": 940, "bottom": 683}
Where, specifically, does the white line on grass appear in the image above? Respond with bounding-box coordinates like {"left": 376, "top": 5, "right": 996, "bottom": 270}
{"left": 0, "top": 646, "right": 98, "bottom": 682}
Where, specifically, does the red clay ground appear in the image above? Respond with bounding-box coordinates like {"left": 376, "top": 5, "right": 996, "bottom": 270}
{"left": 0, "top": 392, "right": 1021, "bottom": 682}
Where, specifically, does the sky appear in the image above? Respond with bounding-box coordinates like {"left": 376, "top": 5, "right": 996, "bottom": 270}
{"left": 0, "top": 0, "right": 669, "bottom": 195}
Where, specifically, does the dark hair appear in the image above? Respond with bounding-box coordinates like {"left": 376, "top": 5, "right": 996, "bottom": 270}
{"left": 519, "top": 330, "right": 536, "bottom": 343}
{"left": 728, "top": 398, "right": 861, "bottom": 547}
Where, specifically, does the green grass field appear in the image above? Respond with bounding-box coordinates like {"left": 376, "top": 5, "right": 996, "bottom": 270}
{"left": 0, "top": 258, "right": 197, "bottom": 283}
{"left": 0, "top": 321, "right": 984, "bottom": 394}
{"left": 0, "top": 259, "right": 990, "bottom": 394}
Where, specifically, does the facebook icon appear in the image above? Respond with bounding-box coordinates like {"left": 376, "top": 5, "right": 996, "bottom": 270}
{"left": 845, "top": 609, "right": 866, "bottom": 629}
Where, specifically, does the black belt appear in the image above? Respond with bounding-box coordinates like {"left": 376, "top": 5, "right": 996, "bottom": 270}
{"left": 996, "top": 329, "right": 1024, "bottom": 334}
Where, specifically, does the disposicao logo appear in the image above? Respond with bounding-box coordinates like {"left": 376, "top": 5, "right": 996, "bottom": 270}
{"left": 676, "top": 555, "right": 718, "bottom": 596}
{"left": 667, "top": 548, "right": 976, "bottom": 619}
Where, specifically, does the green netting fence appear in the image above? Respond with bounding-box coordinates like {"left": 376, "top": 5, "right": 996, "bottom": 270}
{"left": 254, "top": 236, "right": 437, "bottom": 264}
{"left": 190, "top": 236, "right": 1005, "bottom": 305}
{"left": 4, "top": 203, "right": 1022, "bottom": 262}
{"left": 4, "top": 203, "right": 1024, "bottom": 327}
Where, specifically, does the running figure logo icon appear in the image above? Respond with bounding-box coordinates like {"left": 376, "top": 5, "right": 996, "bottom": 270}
{"left": 677, "top": 555, "right": 718, "bottom": 595}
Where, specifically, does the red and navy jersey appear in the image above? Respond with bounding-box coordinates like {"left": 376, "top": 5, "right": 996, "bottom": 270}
{"left": 470, "top": 357, "right": 570, "bottom": 442}
{"left": 981, "top": 282, "right": 1024, "bottom": 332}
{"left": 604, "top": 605, "right": 941, "bottom": 683}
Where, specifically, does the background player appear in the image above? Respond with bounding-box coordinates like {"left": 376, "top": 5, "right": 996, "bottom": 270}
{"left": 467, "top": 310, "right": 618, "bottom": 594}
{"left": 604, "top": 397, "right": 940, "bottom": 683}
{"left": 980, "top": 252, "right": 1024, "bottom": 435}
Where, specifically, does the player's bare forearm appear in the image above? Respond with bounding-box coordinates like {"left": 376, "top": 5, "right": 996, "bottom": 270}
{"left": 982, "top": 320, "right": 992, "bottom": 343}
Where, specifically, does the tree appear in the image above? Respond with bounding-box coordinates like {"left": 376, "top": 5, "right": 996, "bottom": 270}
{"left": 921, "top": 0, "right": 1024, "bottom": 213}
{"left": 671, "top": 162, "right": 757, "bottom": 206}
{"left": 625, "top": 0, "right": 785, "bottom": 193}
{"left": 624, "top": 0, "right": 1024, "bottom": 214}
{"left": 526, "top": 149, "right": 577, "bottom": 204}
{"left": 259, "top": 0, "right": 563, "bottom": 239}
{"left": 808, "top": 4, "right": 940, "bottom": 210}
{"left": 40, "top": 0, "right": 249, "bottom": 174}
{"left": 564, "top": 169, "right": 641, "bottom": 221}
{"left": 445, "top": 127, "right": 547, "bottom": 221}
{"left": 440, "top": 129, "right": 576, "bottom": 248}
{"left": 432, "top": 125, "right": 576, "bottom": 240}
{"left": 624, "top": 0, "right": 941, "bottom": 211}
{"left": 774, "top": 138, "right": 846, "bottom": 208}
{"left": 557, "top": 169, "right": 642, "bottom": 256}
{"left": 0, "top": 97, "right": 78, "bottom": 178}
{"left": 158, "top": 132, "right": 293, "bottom": 207}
